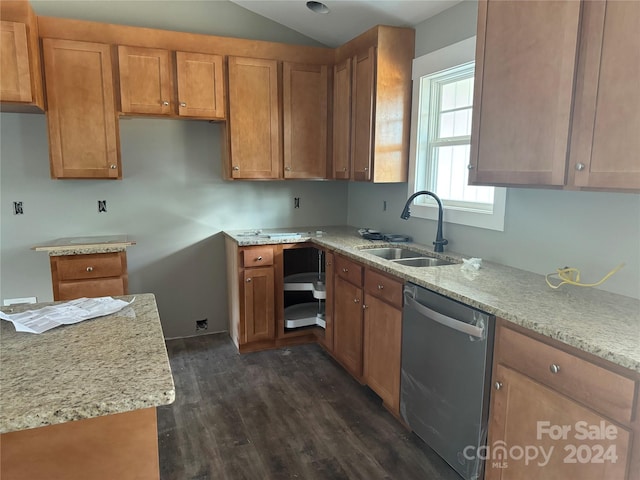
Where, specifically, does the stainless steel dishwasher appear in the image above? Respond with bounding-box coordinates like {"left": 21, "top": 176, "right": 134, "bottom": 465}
{"left": 400, "top": 283, "right": 495, "bottom": 480}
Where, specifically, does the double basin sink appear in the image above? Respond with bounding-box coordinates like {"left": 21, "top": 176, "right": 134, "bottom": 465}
{"left": 358, "top": 246, "right": 457, "bottom": 268}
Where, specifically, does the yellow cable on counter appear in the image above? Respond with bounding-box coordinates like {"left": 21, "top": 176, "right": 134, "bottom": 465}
{"left": 545, "top": 263, "right": 625, "bottom": 289}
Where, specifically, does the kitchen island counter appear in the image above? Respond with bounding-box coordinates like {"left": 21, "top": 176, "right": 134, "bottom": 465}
{"left": 224, "top": 226, "right": 640, "bottom": 373}
{"left": 0, "top": 293, "right": 175, "bottom": 434}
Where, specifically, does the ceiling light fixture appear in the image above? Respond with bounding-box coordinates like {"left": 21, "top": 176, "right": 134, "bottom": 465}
{"left": 306, "top": 1, "right": 330, "bottom": 14}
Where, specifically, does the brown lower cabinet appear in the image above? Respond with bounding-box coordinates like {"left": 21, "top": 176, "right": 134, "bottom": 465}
{"left": 333, "top": 273, "right": 364, "bottom": 378}
{"left": 50, "top": 252, "right": 128, "bottom": 301}
{"left": 487, "top": 320, "right": 639, "bottom": 480}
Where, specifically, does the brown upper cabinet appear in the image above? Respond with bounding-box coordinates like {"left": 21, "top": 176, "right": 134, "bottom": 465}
{"left": 118, "top": 46, "right": 225, "bottom": 119}
{"left": 470, "top": 0, "right": 640, "bottom": 192}
{"left": 42, "top": 38, "right": 121, "bottom": 179}
{"left": 225, "top": 56, "right": 331, "bottom": 180}
{"left": 0, "top": 0, "right": 44, "bottom": 112}
{"left": 226, "top": 56, "right": 282, "bottom": 179}
{"left": 333, "top": 26, "right": 415, "bottom": 183}
{"left": 282, "top": 62, "right": 329, "bottom": 179}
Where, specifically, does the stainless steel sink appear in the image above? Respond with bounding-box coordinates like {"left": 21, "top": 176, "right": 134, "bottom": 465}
{"left": 360, "top": 247, "right": 428, "bottom": 260}
{"left": 359, "top": 246, "right": 456, "bottom": 267}
{"left": 392, "top": 257, "right": 455, "bottom": 267}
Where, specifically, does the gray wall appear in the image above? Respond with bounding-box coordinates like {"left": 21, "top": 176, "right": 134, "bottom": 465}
{"left": 0, "top": 1, "right": 342, "bottom": 339}
{"left": 346, "top": 0, "right": 640, "bottom": 300}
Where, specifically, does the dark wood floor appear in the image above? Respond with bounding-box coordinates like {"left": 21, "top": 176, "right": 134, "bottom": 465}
{"left": 157, "top": 333, "right": 462, "bottom": 480}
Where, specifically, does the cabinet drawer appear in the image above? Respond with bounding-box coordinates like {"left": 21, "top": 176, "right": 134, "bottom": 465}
{"left": 364, "top": 269, "right": 402, "bottom": 309}
{"left": 57, "top": 277, "right": 126, "bottom": 300}
{"left": 241, "top": 247, "right": 274, "bottom": 267}
{"left": 497, "top": 325, "right": 637, "bottom": 424}
{"left": 54, "top": 253, "right": 125, "bottom": 281}
{"left": 335, "top": 255, "right": 363, "bottom": 286}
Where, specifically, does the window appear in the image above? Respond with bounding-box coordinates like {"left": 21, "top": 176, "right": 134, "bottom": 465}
{"left": 408, "top": 37, "right": 506, "bottom": 231}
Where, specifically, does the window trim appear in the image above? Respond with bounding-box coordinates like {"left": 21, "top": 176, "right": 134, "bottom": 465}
{"left": 408, "top": 36, "right": 507, "bottom": 232}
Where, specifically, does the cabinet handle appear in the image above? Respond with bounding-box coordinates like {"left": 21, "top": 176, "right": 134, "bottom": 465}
{"left": 180, "top": 102, "right": 186, "bottom": 107}
{"left": 110, "top": 164, "right": 117, "bottom": 169}
{"left": 467, "top": 164, "right": 474, "bottom": 170}
{"left": 494, "top": 381, "right": 503, "bottom": 390}
{"left": 162, "top": 101, "right": 169, "bottom": 106}
{"left": 232, "top": 166, "right": 240, "bottom": 171}
{"left": 353, "top": 298, "right": 360, "bottom": 303}
{"left": 377, "top": 284, "right": 384, "bottom": 290}
{"left": 342, "top": 268, "right": 348, "bottom": 273}
{"left": 246, "top": 278, "right": 252, "bottom": 283}
{"left": 86, "top": 266, "right": 94, "bottom": 272}
{"left": 549, "top": 364, "right": 561, "bottom": 374}
{"left": 575, "top": 163, "right": 585, "bottom": 171}
{"left": 256, "top": 256, "right": 263, "bottom": 261}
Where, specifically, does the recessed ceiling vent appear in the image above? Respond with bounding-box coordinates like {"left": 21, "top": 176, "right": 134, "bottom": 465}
{"left": 306, "top": 1, "right": 330, "bottom": 14}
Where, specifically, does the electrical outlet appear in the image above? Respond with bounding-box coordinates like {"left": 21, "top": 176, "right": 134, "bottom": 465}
{"left": 13, "top": 201, "right": 23, "bottom": 215}
{"left": 98, "top": 200, "right": 107, "bottom": 213}
{"left": 294, "top": 197, "right": 300, "bottom": 209}
{"left": 196, "top": 319, "right": 208, "bottom": 331}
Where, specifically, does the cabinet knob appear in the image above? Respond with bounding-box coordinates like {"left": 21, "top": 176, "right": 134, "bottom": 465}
{"left": 246, "top": 278, "right": 252, "bottom": 283}
{"left": 342, "top": 167, "right": 347, "bottom": 172}
{"left": 549, "top": 364, "right": 561, "bottom": 374}
{"left": 162, "top": 101, "right": 169, "bottom": 106}
{"left": 326, "top": 261, "right": 332, "bottom": 266}
{"left": 285, "top": 166, "right": 291, "bottom": 171}
{"left": 342, "top": 268, "right": 348, "bottom": 273}
{"left": 180, "top": 102, "right": 186, "bottom": 107}
{"left": 494, "top": 381, "right": 503, "bottom": 390}
{"left": 575, "top": 163, "right": 585, "bottom": 171}
{"left": 467, "top": 164, "right": 474, "bottom": 170}
{"left": 364, "top": 167, "right": 368, "bottom": 171}
{"left": 232, "top": 166, "right": 240, "bottom": 171}
{"left": 256, "top": 256, "right": 263, "bottom": 261}
{"left": 362, "top": 304, "right": 368, "bottom": 310}
{"left": 110, "top": 164, "right": 117, "bottom": 169}
{"left": 377, "top": 284, "right": 384, "bottom": 290}
{"left": 86, "top": 266, "right": 94, "bottom": 272}
{"left": 353, "top": 298, "right": 360, "bottom": 303}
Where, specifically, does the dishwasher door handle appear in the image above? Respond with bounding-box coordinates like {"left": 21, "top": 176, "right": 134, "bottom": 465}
{"left": 404, "top": 294, "right": 485, "bottom": 338}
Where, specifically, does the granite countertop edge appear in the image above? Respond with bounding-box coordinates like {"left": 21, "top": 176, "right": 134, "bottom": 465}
{"left": 224, "top": 227, "right": 640, "bottom": 374}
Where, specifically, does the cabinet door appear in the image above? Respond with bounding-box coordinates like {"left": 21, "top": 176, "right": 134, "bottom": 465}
{"left": 569, "top": 0, "right": 640, "bottom": 190}
{"left": 242, "top": 267, "right": 275, "bottom": 343}
{"left": 118, "top": 46, "right": 172, "bottom": 115}
{"left": 333, "top": 275, "right": 363, "bottom": 378}
{"left": 43, "top": 39, "right": 120, "bottom": 179}
{"left": 227, "top": 56, "right": 281, "bottom": 179}
{"left": 283, "top": 62, "right": 328, "bottom": 179}
{"left": 0, "top": 21, "right": 32, "bottom": 102}
{"left": 469, "top": 0, "right": 581, "bottom": 186}
{"left": 176, "top": 51, "right": 225, "bottom": 119}
{"left": 363, "top": 293, "right": 401, "bottom": 414}
{"left": 487, "top": 364, "right": 630, "bottom": 480}
{"left": 351, "top": 47, "right": 375, "bottom": 181}
{"left": 332, "top": 58, "right": 351, "bottom": 179}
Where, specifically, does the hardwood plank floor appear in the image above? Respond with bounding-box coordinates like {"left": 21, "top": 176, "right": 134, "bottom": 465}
{"left": 158, "top": 333, "right": 462, "bottom": 480}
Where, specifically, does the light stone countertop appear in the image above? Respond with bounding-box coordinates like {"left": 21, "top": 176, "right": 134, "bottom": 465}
{"left": 0, "top": 293, "right": 175, "bottom": 434}
{"left": 32, "top": 235, "right": 136, "bottom": 256}
{"left": 224, "top": 226, "right": 640, "bottom": 373}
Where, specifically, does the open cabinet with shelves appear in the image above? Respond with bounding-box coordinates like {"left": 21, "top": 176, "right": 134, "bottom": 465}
{"left": 281, "top": 246, "right": 326, "bottom": 334}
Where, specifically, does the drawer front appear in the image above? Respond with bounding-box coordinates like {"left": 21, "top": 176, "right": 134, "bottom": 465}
{"left": 55, "top": 253, "right": 125, "bottom": 281}
{"left": 498, "top": 325, "right": 637, "bottom": 424}
{"left": 58, "top": 277, "right": 126, "bottom": 300}
{"left": 242, "top": 247, "right": 274, "bottom": 267}
{"left": 335, "top": 255, "right": 363, "bottom": 287}
{"left": 364, "top": 269, "right": 403, "bottom": 309}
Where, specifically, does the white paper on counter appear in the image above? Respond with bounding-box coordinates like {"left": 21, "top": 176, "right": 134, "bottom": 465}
{"left": 0, "top": 296, "right": 135, "bottom": 334}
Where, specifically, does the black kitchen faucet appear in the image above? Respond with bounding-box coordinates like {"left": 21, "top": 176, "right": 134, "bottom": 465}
{"left": 400, "top": 191, "right": 448, "bottom": 253}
